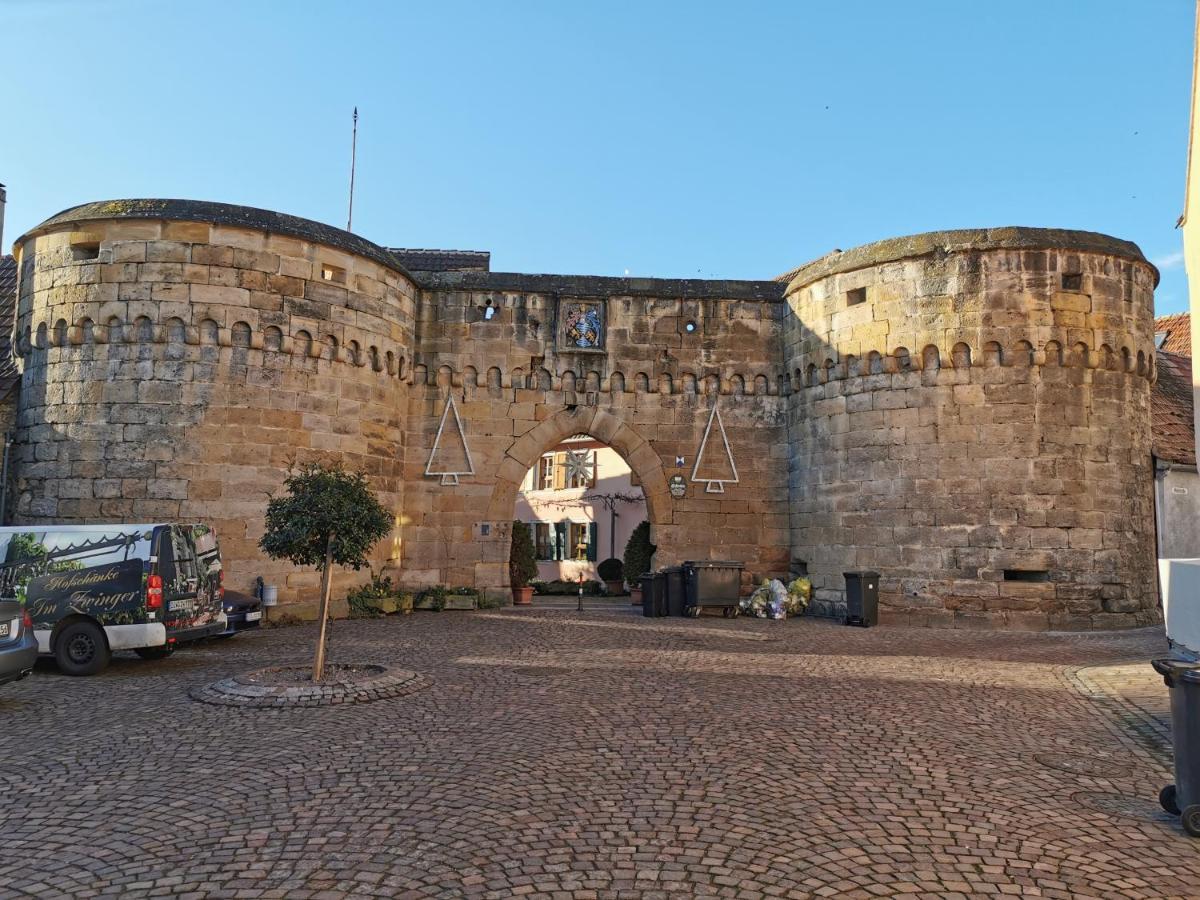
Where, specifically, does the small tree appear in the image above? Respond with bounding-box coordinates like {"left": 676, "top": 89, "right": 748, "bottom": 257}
{"left": 509, "top": 520, "right": 538, "bottom": 589}
{"left": 259, "top": 463, "right": 391, "bottom": 680}
{"left": 623, "top": 520, "right": 656, "bottom": 585}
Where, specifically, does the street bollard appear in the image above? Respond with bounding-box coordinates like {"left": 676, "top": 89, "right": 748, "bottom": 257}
{"left": 577, "top": 574, "right": 584, "bottom": 612}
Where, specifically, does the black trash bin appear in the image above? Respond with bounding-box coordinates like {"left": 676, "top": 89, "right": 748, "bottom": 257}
{"left": 683, "top": 561, "right": 744, "bottom": 618}
{"left": 1153, "top": 657, "right": 1200, "bottom": 836}
{"left": 663, "top": 566, "right": 686, "bottom": 617}
{"left": 844, "top": 571, "right": 880, "bottom": 627}
{"left": 640, "top": 572, "right": 666, "bottom": 617}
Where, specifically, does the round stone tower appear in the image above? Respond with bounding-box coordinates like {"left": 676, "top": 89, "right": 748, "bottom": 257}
{"left": 11, "top": 200, "right": 417, "bottom": 613}
{"left": 783, "top": 227, "right": 1159, "bottom": 630}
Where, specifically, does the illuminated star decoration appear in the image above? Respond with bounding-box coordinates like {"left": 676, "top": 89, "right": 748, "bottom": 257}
{"left": 563, "top": 451, "right": 592, "bottom": 486}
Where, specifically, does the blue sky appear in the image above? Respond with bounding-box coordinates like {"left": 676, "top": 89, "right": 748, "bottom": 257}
{"left": 1, "top": 0, "right": 1195, "bottom": 312}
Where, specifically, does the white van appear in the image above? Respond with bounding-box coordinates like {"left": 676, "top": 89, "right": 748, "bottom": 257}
{"left": 0, "top": 523, "right": 226, "bottom": 675}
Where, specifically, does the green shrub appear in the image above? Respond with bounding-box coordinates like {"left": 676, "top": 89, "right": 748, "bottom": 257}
{"left": 417, "top": 584, "right": 448, "bottom": 611}
{"left": 597, "top": 558, "right": 624, "bottom": 582}
{"left": 509, "top": 521, "right": 538, "bottom": 588}
{"left": 477, "top": 593, "right": 504, "bottom": 609}
{"left": 346, "top": 574, "right": 394, "bottom": 619}
{"left": 533, "top": 578, "right": 604, "bottom": 595}
{"left": 623, "top": 521, "right": 656, "bottom": 584}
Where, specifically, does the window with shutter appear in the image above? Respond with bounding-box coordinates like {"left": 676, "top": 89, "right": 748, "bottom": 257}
{"left": 553, "top": 453, "right": 566, "bottom": 491}
{"left": 587, "top": 522, "right": 597, "bottom": 561}
{"left": 554, "top": 522, "right": 568, "bottom": 561}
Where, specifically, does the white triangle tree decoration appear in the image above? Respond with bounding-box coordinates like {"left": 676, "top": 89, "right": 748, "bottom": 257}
{"left": 691, "top": 399, "right": 738, "bottom": 494}
{"left": 425, "top": 395, "right": 474, "bottom": 486}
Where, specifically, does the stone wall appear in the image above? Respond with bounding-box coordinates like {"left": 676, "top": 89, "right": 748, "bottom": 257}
{"left": 9, "top": 203, "right": 1161, "bottom": 629}
{"left": 398, "top": 272, "right": 793, "bottom": 592}
{"left": 783, "top": 230, "right": 1159, "bottom": 629}
{"left": 12, "top": 207, "right": 417, "bottom": 614}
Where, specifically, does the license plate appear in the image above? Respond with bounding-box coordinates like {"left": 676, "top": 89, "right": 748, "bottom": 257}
{"left": 245, "top": 610, "right": 262, "bottom": 622}
{"left": 0, "top": 622, "right": 8, "bottom": 638}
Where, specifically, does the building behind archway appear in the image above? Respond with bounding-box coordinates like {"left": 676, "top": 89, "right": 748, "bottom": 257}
{"left": 7, "top": 200, "right": 1161, "bottom": 629}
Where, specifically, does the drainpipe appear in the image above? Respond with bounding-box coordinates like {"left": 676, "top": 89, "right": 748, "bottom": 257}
{"left": 610, "top": 505, "right": 616, "bottom": 560}
{"left": 0, "top": 183, "right": 6, "bottom": 253}
{"left": 0, "top": 431, "right": 12, "bottom": 525}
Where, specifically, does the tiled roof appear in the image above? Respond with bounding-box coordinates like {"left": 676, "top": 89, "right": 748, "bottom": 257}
{"left": 386, "top": 249, "right": 490, "bottom": 273}
{"left": 1152, "top": 349, "right": 1196, "bottom": 467}
{"left": 0, "top": 256, "right": 18, "bottom": 398}
{"left": 1155, "top": 312, "right": 1191, "bottom": 356}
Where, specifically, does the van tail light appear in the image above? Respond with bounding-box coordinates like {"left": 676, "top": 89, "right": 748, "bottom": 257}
{"left": 147, "top": 574, "right": 163, "bottom": 610}
{"left": 22, "top": 609, "right": 32, "bottom": 629}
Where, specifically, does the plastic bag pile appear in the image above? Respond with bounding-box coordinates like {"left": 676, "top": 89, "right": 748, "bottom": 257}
{"left": 740, "top": 577, "right": 812, "bottom": 620}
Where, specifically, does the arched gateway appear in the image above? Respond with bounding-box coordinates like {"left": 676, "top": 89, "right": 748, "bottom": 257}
{"left": 9, "top": 201, "right": 1162, "bottom": 629}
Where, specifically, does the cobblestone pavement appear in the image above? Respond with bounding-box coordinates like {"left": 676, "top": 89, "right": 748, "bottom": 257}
{"left": 1, "top": 609, "right": 1198, "bottom": 899}
{"left": 1070, "top": 662, "right": 1173, "bottom": 771}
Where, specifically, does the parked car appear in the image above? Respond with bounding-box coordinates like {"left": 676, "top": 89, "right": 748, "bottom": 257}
{"left": 219, "top": 589, "right": 263, "bottom": 636}
{"left": 0, "top": 598, "right": 37, "bottom": 686}
{"left": 0, "top": 523, "right": 227, "bottom": 676}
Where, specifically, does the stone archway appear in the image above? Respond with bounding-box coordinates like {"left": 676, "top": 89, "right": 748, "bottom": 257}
{"left": 485, "top": 406, "right": 670, "bottom": 596}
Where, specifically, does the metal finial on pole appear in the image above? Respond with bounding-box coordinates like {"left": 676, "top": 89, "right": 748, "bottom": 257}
{"left": 347, "top": 106, "right": 358, "bottom": 232}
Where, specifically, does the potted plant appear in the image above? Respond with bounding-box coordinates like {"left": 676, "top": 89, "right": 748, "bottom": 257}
{"left": 623, "top": 520, "right": 656, "bottom": 606}
{"left": 597, "top": 557, "right": 625, "bottom": 596}
{"left": 510, "top": 521, "right": 538, "bottom": 605}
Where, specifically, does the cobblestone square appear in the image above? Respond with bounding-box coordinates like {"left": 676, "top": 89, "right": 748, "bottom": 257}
{"left": 1, "top": 609, "right": 1197, "bottom": 898}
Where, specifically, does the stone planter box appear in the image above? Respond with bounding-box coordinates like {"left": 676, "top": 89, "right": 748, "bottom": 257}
{"left": 414, "top": 591, "right": 480, "bottom": 611}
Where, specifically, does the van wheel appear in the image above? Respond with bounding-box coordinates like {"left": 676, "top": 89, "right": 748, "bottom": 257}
{"left": 54, "top": 621, "right": 111, "bottom": 676}
{"left": 135, "top": 645, "right": 174, "bottom": 661}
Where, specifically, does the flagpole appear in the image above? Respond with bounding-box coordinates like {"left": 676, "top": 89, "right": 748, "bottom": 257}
{"left": 347, "top": 106, "right": 358, "bottom": 231}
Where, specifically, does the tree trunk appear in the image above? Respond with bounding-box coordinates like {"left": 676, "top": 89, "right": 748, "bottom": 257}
{"left": 312, "top": 536, "right": 334, "bottom": 682}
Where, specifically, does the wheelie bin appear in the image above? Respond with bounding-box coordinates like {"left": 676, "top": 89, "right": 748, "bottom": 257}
{"left": 1153, "top": 657, "right": 1200, "bottom": 837}
{"left": 683, "top": 561, "right": 743, "bottom": 618}
{"left": 844, "top": 571, "right": 880, "bottom": 627}
{"left": 640, "top": 572, "right": 666, "bottom": 617}
{"left": 663, "top": 566, "right": 686, "bottom": 617}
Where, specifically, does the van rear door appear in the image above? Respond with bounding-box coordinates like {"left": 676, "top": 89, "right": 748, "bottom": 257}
{"left": 158, "top": 526, "right": 223, "bottom": 641}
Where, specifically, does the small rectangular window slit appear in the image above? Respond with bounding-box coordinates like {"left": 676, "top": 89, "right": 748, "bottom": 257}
{"left": 846, "top": 287, "right": 867, "bottom": 306}
{"left": 1004, "top": 569, "right": 1049, "bottom": 583}
{"left": 1062, "top": 273, "right": 1082, "bottom": 291}
{"left": 321, "top": 263, "right": 347, "bottom": 284}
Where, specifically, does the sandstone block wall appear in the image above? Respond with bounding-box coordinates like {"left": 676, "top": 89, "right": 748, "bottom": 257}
{"left": 398, "top": 274, "right": 793, "bottom": 592}
{"left": 9, "top": 204, "right": 1161, "bottom": 629}
{"left": 783, "top": 230, "right": 1159, "bottom": 629}
{"left": 12, "top": 206, "right": 417, "bottom": 613}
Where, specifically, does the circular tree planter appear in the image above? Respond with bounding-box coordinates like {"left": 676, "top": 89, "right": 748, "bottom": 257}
{"left": 190, "top": 663, "right": 431, "bottom": 708}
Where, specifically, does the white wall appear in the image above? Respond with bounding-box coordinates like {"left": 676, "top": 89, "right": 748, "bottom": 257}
{"left": 513, "top": 441, "right": 646, "bottom": 584}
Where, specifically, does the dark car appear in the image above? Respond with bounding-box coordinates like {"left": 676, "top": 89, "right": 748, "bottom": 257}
{"left": 219, "top": 590, "right": 263, "bottom": 636}
{"left": 0, "top": 598, "right": 38, "bottom": 686}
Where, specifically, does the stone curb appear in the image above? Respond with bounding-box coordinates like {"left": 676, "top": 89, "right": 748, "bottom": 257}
{"left": 189, "top": 664, "right": 432, "bottom": 708}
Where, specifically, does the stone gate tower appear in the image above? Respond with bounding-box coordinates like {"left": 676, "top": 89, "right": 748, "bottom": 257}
{"left": 9, "top": 200, "right": 1160, "bottom": 629}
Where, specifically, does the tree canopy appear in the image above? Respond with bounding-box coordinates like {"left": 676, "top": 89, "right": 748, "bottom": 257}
{"left": 260, "top": 463, "right": 392, "bottom": 571}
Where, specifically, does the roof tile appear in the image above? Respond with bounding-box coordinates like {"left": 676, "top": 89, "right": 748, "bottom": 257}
{"left": 1152, "top": 348, "right": 1195, "bottom": 466}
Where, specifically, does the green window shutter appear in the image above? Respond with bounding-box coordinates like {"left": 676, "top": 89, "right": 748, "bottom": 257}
{"left": 554, "top": 522, "right": 568, "bottom": 561}
{"left": 587, "top": 522, "right": 598, "bottom": 562}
